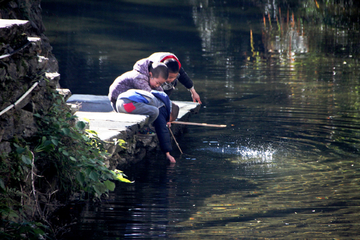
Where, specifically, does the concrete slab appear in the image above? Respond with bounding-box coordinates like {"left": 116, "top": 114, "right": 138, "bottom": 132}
{"left": 74, "top": 111, "right": 148, "bottom": 140}
{"left": 0, "top": 19, "right": 28, "bottom": 28}
{"left": 67, "top": 94, "right": 113, "bottom": 112}
{"left": 67, "top": 94, "right": 200, "bottom": 142}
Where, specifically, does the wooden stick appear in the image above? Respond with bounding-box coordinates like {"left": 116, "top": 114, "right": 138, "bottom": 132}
{"left": 172, "top": 121, "right": 227, "bottom": 128}
{"left": 168, "top": 127, "right": 183, "bottom": 154}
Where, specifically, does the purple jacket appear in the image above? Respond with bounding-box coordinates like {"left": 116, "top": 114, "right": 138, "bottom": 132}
{"left": 108, "top": 58, "right": 163, "bottom": 103}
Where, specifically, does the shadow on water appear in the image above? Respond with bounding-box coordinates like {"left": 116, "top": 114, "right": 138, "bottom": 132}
{"left": 41, "top": 0, "right": 360, "bottom": 239}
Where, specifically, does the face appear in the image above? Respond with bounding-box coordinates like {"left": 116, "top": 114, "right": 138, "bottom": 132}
{"left": 166, "top": 72, "right": 180, "bottom": 83}
{"left": 149, "top": 75, "right": 166, "bottom": 89}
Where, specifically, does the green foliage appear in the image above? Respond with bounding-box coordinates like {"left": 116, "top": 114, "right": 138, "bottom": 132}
{"left": 32, "top": 91, "right": 130, "bottom": 199}
{"left": 112, "top": 169, "right": 135, "bottom": 183}
{"left": 0, "top": 90, "right": 131, "bottom": 239}
{"left": 0, "top": 220, "right": 48, "bottom": 240}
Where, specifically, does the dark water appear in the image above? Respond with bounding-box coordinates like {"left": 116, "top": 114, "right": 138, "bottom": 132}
{"left": 42, "top": 0, "right": 360, "bottom": 239}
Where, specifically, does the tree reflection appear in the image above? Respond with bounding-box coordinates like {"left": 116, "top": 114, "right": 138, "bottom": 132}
{"left": 190, "top": 0, "right": 236, "bottom": 83}
{"left": 188, "top": 0, "right": 360, "bottom": 158}
{"left": 261, "top": 9, "right": 308, "bottom": 62}
{"left": 189, "top": 0, "right": 360, "bottom": 63}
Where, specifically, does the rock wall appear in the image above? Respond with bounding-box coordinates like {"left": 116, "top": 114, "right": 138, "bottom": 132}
{"left": 0, "top": 0, "right": 60, "bottom": 155}
{"left": 0, "top": 0, "right": 58, "bottom": 72}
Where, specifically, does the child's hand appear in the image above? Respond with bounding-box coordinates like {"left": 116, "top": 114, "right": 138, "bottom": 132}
{"left": 167, "top": 121, "right": 172, "bottom": 127}
{"left": 166, "top": 152, "right": 176, "bottom": 163}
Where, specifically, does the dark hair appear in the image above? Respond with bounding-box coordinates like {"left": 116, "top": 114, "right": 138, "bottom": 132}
{"left": 149, "top": 62, "right": 169, "bottom": 80}
{"left": 163, "top": 58, "right": 179, "bottom": 73}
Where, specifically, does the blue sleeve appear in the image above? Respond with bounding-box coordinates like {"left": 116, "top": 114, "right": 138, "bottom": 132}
{"left": 153, "top": 106, "right": 172, "bottom": 153}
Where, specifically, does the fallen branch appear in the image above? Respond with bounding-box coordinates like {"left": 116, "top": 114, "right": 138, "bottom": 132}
{"left": 172, "top": 121, "right": 227, "bottom": 128}
{"left": 168, "top": 127, "right": 183, "bottom": 154}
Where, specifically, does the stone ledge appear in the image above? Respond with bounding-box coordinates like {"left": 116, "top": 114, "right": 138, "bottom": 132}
{"left": 66, "top": 94, "right": 201, "bottom": 166}
{"left": 67, "top": 94, "right": 200, "bottom": 141}
{"left": 0, "top": 19, "right": 29, "bottom": 28}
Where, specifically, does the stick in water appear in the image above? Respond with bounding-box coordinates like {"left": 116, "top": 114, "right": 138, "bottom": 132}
{"left": 172, "top": 121, "right": 227, "bottom": 128}
{"left": 168, "top": 126, "right": 183, "bottom": 154}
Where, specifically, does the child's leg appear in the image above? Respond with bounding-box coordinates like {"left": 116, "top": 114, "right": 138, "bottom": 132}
{"left": 116, "top": 100, "right": 159, "bottom": 124}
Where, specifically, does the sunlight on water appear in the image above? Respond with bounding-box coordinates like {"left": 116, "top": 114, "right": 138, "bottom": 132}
{"left": 199, "top": 140, "right": 276, "bottom": 163}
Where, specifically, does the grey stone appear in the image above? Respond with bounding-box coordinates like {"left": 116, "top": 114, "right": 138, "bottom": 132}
{"left": 0, "top": 141, "right": 11, "bottom": 155}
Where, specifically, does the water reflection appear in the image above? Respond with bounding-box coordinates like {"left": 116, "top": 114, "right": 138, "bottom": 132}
{"left": 41, "top": 0, "right": 360, "bottom": 239}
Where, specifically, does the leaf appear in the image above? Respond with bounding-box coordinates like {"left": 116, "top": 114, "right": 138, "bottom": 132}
{"left": 15, "top": 146, "right": 25, "bottom": 154}
{"left": 61, "top": 127, "right": 71, "bottom": 136}
{"left": 0, "top": 178, "right": 5, "bottom": 191}
{"left": 85, "top": 129, "right": 98, "bottom": 135}
{"left": 51, "top": 138, "right": 59, "bottom": 146}
{"left": 93, "top": 183, "right": 107, "bottom": 196}
{"left": 115, "top": 139, "right": 127, "bottom": 149}
{"left": 69, "top": 156, "right": 77, "bottom": 162}
{"left": 104, "top": 180, "right": 115, "bottom": 191}
{"left": 115, "top": 176, "right": 134, "bottom": 183}
{"left": 33, "top": 227, "right": 45, "bottom": 236}
{"left": 112, "top": 169, "right": 134, "bottom": 183}
{"left": 62, "top": 150, "right": 69, "bottom": 156}
{"left": 21, "top": 155, "right": 32, "bottom": 165}
{"left": 76, "top": 121, "right": 86, "bottom": 130}
{"left": 35, "top": 136, "right": 54, "bottom": 153}
{"left": 89, "top": 171, "right": 99, "bottom": 181}
{"left": 76, "top": 172, "right": 85, "bottom": 186}
{"left": 85, "top": 168, "right": 92, "bottom": 176}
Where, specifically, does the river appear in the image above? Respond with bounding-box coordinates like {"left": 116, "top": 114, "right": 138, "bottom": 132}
{"left": 42, "top": 0, "right": 360, "bottom": 239}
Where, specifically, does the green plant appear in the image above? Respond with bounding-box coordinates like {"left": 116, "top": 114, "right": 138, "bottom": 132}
{"left": 0, "top": 89, "right": 130, "bottom": 238}
{"left": 32, "top": 91, "right": 129, "bottom": 199}
{"left": 0, "top": 220, "right": 48, "bottom": 240}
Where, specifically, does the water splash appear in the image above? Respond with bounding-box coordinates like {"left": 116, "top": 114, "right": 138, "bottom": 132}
{"left": 199, "top": 140, "right": 276, "bottom": 163}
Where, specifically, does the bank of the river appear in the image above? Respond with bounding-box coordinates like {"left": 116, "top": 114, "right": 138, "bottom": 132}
{"left": 66, "top": 94, "right": 201, "bottom": 168}
{"left": 0, "top": 2, "right": 152, "bottom": 239}
{"left": 0, "top": 17, "right": 70, "bottom": 239}
{"left": 0, "top": 3, "right": 201, "bottom": 238}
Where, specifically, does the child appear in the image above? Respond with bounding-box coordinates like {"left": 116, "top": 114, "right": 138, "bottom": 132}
{"left": 147, "top": 52, "right": 202, "bottom": 104}
{"left": 116, "top": 89, "right": 180, "bottom": 163}
{"left": 108, "top": 61, "right": 168, "bottom": 111}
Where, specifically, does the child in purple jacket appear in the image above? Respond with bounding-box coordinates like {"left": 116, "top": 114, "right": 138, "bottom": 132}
{"left": 108, "top": 61, "right": 168, "bottom": 111}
